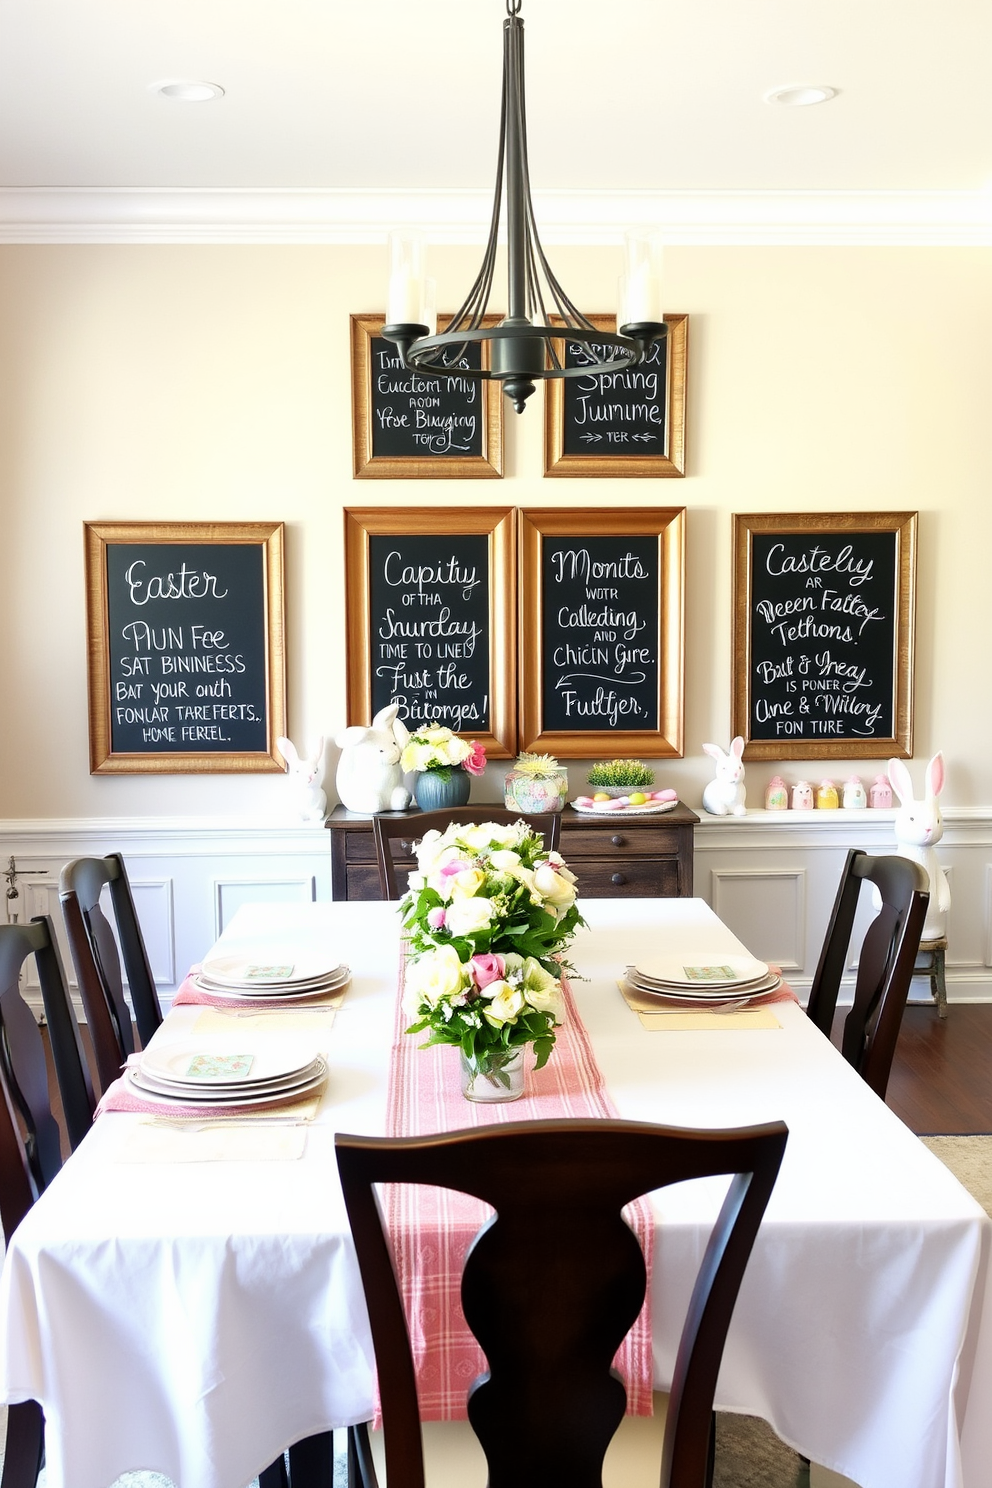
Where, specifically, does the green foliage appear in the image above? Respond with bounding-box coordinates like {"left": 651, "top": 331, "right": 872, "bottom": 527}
{"left": 587, "top": 758, "right": 655, "bottom": 788}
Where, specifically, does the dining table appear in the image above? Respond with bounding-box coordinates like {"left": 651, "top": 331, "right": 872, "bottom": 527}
{"left": 0, "top": 896, "right": 990, "bottom": 1488}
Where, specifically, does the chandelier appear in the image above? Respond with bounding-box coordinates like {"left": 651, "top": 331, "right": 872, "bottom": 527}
{"left": 380, "top": 0, "right": 667, "bottom": 414}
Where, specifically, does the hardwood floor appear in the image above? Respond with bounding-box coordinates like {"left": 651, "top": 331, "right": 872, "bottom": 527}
{"left": 836, "top": 1001, "right": 992, "bottom": 1135}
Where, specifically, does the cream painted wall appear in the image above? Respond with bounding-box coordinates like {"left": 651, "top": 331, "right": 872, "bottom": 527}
{"left": 1, "top": 242, "right": 989, "bottom": 819}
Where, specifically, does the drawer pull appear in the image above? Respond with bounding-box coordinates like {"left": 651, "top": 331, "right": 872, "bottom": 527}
{"left": 611, "top": 872, "right": 627, "bottom": 886}
{"left": 610, "top": 834, "right": 626, "bottom": 847}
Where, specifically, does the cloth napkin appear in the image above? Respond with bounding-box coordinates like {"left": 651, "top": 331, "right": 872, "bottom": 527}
{"left": 172, "top": 965, "right": 349, "bottom": 1014}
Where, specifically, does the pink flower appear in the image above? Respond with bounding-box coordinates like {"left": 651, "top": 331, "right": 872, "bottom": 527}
{"left": 463, "top": 741, "right": 487, "bottom": 777}
{"left": 427, "top": 906, "right": 447, "bottom": 930}
{"left": 469, "top": 952, "right": 505, "bottom": 989}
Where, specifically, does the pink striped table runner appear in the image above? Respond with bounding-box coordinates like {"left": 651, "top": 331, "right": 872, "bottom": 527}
{"left": 383, "top": 961, "right": 655, "bottom": 1421}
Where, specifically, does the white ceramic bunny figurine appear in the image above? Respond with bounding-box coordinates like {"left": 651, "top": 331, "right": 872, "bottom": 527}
{"left": 701, "top": 737, "right": 747, "bottom": 816}
{"left": 888, "top": 752, "right": 950, "bottom": 941}
{"left": 334, "top": 703, "right": 412, "bottom": 814}
{"left": 276, "top": 736, "right": 327, "bottom": 822}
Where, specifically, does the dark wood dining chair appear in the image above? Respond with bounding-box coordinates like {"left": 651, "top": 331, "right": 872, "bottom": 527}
{"left": 336, "top": 1115, "right": 788, "bottom": 1488}
{"left": 373, "top": 807, "right": 562, "bottom": 899}
{"left": 59, "top": 853, "right": 162, "bottom": 1095}
{"left": 0, "top": 915, "right": 97, "bottom": 1488}
{"left": 805, "top": 849, "right": 930, "bottom": 1099}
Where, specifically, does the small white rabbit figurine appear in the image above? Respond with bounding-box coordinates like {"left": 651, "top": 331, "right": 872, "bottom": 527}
{"left": 334, "top": 704, "right": 413, "bottom": 814}
{"left": 702, "top": 737, "right": 747, "bottom": 817}
{"left": 276, "top": 736, "right": 327, "bottom": 822}
{"left": 887, "top": 753, "right": 950, "bottom": 941}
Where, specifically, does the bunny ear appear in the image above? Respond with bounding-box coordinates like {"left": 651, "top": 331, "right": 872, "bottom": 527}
{"left": 926, "top": 752, "right": 945, "bottom": 800}
{"left": 276, "top": 736, "right": 299, "bottom": 768}
{"left": 730, "top": 737, "right": 745, "bottom": 759}
{"left": 887, "top": 757, "right": 914, "bottom": 804}
{"left": 701, "top": 743, "right": 722, "bottom": 762}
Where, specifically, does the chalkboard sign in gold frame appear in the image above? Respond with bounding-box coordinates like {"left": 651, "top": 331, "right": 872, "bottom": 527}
{"left": 350, "top": 315, "right": 504, "bottom": 480}
{"left": 733, "top": 512, "right": 917, "bottom": 762}
{"left": 344, "top": 506, "right": 518, "bottom": 758}
{"left": 519, "top": 508, "right": 685, "bottom": 758}
{"left": 544, "top": 314, "right": 687, "bottom": 478}
{"left": 84, "top": 521, "right": 286, "bottom": 774}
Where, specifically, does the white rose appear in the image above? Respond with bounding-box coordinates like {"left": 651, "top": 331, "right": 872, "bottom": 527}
{"left": 449, "top": 867, "right": 487, "bottom": 900}
{"left": 489, "top": 849, "right": 522, "bottom": 872}
{"left": 483, "top": 983, "right": 526, "bottom": 1026}
{"left": 445, "top": 896, "right": 495, "bottom": 937}
{"left": 404, "top": 945, "right": 467, "bottom": 1009}
{"left": 414, "top": 829, "right": 446, "bottom": 872}
{"left": 533, "top": 863, "right": 576, "bottom": 909}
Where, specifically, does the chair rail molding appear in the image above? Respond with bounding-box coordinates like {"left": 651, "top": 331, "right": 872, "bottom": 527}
{"left": 3, "top": 811, "right": 991, "bottom": 1007}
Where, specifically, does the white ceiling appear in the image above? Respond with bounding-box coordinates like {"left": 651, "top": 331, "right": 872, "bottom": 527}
{"left": 1, "top": 0, "right": 990, "bottom": 241}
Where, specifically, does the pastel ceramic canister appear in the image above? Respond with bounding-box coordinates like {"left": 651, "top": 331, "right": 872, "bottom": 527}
{"left": 843, "top": 776, "right": 867, "bottom": 810}
{"left": 791, "top": 780, "right": 814, "bottom": 810}
{"left": 816, "top": 780, "right": 839, "bottom": 809}
{"left": 764, "top": 776, "right": 789, "bottom": 810}
{"left": 869, "top": 775, "right": 894, "bottom": 809}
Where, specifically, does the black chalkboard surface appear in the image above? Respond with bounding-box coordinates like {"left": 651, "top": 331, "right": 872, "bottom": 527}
{"left": 368, "top": 533, "right": 492, "bottom": 734}
{"left": 350, "top": 316, "right": 503, "bottom": 479}
{"left": 540, "top": 535, "right": 660, "bottom": 733}
{"left": 733, "top": 514, "right": 917, "bottom": 761}
{"left": 519, "top": 508, "right": 685, "bottom": 759}
{"left": 544, "top": 315, "right": 687, "bottom": 478}
{"left": 85, "top": 522, "right": 286, "bottom": 773}
{"left": 344, "top": 507, "right": 518, "bottom": 757}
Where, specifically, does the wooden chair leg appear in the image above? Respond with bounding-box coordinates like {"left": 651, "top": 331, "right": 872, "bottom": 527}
{"left": 933, "top": 947, "right": 948, "bottom": 1018}
{"left": 347, "top": 1423, "right": 377, "bottom": 1488}
{"left": 287, "top": 1430, "right": 334, "bottom": 1488}
{"left": 1, "top": 1401, "right": 45, "bottom": 1488}
{"left": 258, "top": 1455, "right": 289, "bottom": 1488}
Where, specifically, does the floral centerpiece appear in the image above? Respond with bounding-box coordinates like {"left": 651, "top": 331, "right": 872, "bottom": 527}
{"left": 400, "top": 723, "right": 487, "bottom": 811}
{"left": 400, "top": 819, "right": 583, "bottom": 1098}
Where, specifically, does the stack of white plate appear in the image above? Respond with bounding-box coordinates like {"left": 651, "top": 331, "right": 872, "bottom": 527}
{"left": 126, "top": 1039, "right": 328, "bottom": 1108}
{"left": 625, "top": 953, "right": 781, "bottom": 1009}
{"left": 190, "top": 952, "right": 349, "bottom": 1002}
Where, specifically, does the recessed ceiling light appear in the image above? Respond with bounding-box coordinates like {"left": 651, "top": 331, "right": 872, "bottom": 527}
{"left": 155, "top": 81, "right": 225, "bottom": 103}
{"left": 764, "top": 85, "right": 838, "bottom": 107}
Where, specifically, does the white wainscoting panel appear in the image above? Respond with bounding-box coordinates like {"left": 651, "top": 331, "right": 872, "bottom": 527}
{"left": 710, "top": 869, "right": 806, "bottom": 974}
{"left": 214, "top": 876, "right": 317, "bottom": 938}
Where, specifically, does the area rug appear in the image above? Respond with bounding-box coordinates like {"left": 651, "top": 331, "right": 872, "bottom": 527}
{"left": 920, "top": 1134, "right": 992, "bottom": 1217}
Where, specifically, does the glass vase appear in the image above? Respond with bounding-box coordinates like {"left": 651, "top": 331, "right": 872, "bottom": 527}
{"left": 414, "top": 767, "right": 471, "bottom": 813}
{"left": 459, "top": 1046, "right": 526, "bottom": 1103}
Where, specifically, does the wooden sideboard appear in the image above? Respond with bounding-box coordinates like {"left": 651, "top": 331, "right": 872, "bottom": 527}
{"left": 325, "top": 803, "right": 698, "bottom": 901}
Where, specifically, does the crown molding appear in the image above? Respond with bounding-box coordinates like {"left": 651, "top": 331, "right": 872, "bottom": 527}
{"left": 0, "top": 187, "right": 990, "bottom": 246}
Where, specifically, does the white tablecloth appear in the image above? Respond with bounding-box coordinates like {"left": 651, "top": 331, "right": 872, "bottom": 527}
{"left": 0, "top": 899, "right": 989, "bottom": 1488}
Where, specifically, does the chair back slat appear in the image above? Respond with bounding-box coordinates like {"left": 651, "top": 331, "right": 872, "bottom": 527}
{"left": 806, "top": 850, "right": 929, "bottom": 1099}
{"left": 0, "top": 917, "right": 85, "bottom": 1488}
{"left": 374, "top": 808, "right": 562, "bottom": 900}
{"left": 336, "top": 1117, "right": 787, "bottom": 1488}
{"left": 59, "top": 854, "right": 162, "bottom": 1094}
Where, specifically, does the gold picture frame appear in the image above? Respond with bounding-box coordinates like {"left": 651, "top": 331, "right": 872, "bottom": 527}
{"left": 544, "top": 314, "right": 687, "bottom": 478}
{"left": 84, "top": 521, "right": 286, "bottom": 774}
{"left": 344, "top": 506, "right": 518, "bottom": 758}
{"left": 732, "top": 511, "right": 917, "bottom": 761}
{"left": 519, "top": 507, "right": 685, "bottom": 758}
{"left": 350, "top": 315, "right": 504, "bottom": 480}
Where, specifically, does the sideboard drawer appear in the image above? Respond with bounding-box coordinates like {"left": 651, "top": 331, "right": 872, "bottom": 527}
{"left": 573, "top": 858, "right": 681, "bottom": 898}
{"left": 565, "top": 826, "right": 680, "bottom": 857}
